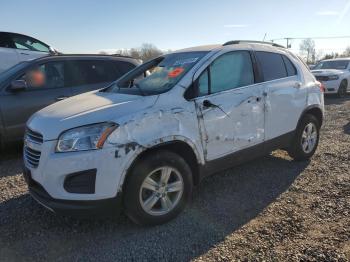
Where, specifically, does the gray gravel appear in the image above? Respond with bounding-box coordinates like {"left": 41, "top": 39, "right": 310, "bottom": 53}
{"left": 0, "top": 96, "right": 349, "bottom": 262}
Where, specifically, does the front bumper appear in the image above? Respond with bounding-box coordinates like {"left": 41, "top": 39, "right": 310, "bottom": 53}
{"left": 23, "top": 167, "right": 123, "bottom": 217}
{"left": 316, "top": 79, "right": 340, "bottom": 94}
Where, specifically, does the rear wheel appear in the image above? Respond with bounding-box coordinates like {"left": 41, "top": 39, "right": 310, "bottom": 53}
{"left": 124, "top": 150, "right": 193, "bottom": 226}
{"left": 288, "top": 114, "right": 320, "bottom": 161}
{"left": 337, "top": 80, "right": 347, "bottom": 98}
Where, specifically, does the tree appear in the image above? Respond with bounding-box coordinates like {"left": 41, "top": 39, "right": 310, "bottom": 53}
{"left": 139, "top": 43, "right": 163, "bottom": 61}
{"left": 299, "top": 39, "right": 316, "bottom": 64}
{"left": 342, "top": 46, "right": 350, "bottom": 57}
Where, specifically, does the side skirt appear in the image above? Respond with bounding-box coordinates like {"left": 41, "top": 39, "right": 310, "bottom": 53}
{"left": 198, "top": 131, "right": 295, "bottom": 180}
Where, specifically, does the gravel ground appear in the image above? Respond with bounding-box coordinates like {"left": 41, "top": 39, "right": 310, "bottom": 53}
{"left": 0, "top": 96, "right": 349, "bottom": 262}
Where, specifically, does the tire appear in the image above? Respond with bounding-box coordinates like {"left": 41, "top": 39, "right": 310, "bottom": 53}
{"left": 288, "top": 114, "right": 320, "bottom": 161}
{"left": 123, "top": 150, "right": 193, "bottom": 226}
{"left": 337, "top": 80, "right": 347, "bottom": 98}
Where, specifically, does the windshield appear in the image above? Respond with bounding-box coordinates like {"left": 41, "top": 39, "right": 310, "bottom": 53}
{"left": 314, "top": 60, "right": 349, "bottom": 70}
{"left": 0, "top": 62, "right": 29, "bottom": 83}
{"left": 107, "top": 51, "right": 209, "bottom": 96}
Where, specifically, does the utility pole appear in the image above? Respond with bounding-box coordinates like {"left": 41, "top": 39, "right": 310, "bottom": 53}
{"left": 286, "top": 38, "right": 291, "bottom": 49}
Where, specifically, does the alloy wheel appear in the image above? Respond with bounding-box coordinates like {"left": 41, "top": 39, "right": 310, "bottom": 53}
{"left": 139, "top": 166, "right": 184, "bottom": 216}
{"left": 301, "top": 122, "right": 318, "bottom": 154}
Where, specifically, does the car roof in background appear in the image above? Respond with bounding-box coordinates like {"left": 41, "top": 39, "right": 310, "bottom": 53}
{"left": 320, "top": 57, "right": 350, "bottom": 62}
{"left": 30, "top": 54, "right": 140, "bottom": 64}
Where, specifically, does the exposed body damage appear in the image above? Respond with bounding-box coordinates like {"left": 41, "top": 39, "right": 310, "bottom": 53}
{"left": 106, "top": 90, "right": 205, "bottom": 191}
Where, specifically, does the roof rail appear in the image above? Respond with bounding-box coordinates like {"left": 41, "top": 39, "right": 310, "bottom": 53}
{"left": 55, "top": 53, "right": 134, "bottom": 59}
{"left": 223, "top": 40, "right": 285, "bottom": 48}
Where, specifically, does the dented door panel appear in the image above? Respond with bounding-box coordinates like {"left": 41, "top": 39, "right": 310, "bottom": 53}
{"left": 195, "top": 84, "right": 265, "bottom": 161}
{"left": 264, "top": 76, "right": 307, "bottom": 140}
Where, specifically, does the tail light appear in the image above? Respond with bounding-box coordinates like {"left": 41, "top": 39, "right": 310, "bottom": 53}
{"left": 316, "top": 81, "right": 325, "bottom": 93}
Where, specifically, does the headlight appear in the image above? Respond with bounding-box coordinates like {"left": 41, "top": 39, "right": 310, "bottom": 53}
{"left": 328, "top": 75, "right": 339, "bottom": 80}
{"left": 56, "top": 123, "right": 118, "bottom": 152}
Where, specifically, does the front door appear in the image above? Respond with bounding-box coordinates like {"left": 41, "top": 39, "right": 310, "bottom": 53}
{"left": 1, "top": 61, "right": 72, "bottom": 140}
{"left": 193, "top": 51, "right": 265, "bottom": 161}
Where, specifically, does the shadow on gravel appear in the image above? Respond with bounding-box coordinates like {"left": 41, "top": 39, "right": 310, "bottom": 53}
{"left": 324, "top": 95, "right": 350, "bottom": 105}
{"left": 0, "top": 152, "right": 309, "bottom": 261}
{"left": 343, "top": 122, "right": 350, "bottom": 135}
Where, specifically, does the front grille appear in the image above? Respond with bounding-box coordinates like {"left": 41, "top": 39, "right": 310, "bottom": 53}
{"left": 24, "top": 146, "right": 41, "bottom": 168}
{"left": 25, "top": 128, "right": 43, "bottom": 144}
{"left": 24, "top": 128, "right": 43, "bottom": 168}
{"left": 315, "top": 76, "right": 329, "bottom": 81}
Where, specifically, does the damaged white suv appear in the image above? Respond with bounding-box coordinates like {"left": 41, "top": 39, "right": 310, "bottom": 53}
{"left": 24, "top": 41, "right": 324, "bottom": 225}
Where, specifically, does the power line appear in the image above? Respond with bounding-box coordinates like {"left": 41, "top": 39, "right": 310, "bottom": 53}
{"left": 271, "top": 36, "right": 350, "bottom": 41}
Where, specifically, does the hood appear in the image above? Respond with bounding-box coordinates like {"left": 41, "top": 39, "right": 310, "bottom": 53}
{"left": 27, "top": 91, "right": 158, "bottom": 140}
{"left": 311, "top": 69, "right": 345, "bottom": 75}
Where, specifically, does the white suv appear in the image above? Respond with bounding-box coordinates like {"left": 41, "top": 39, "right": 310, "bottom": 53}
{"left": 312, "top": 58, "right": 350, "bottom": 97}
{"left": 23, "top": 41, "right": 324, "bottom": 225}
{"left": 0, "top": 32, "right": 57, "bottom": 74}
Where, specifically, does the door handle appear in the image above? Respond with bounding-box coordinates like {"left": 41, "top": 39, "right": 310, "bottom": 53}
{"left": 56, "top": 96, "right": 68, "bottom": 101}
{"left": 203, "top": 99, "right": 215, "bottom": 108}
{"left": 256, "top": 97, "right": 262, "bottom": 102}
{"left": 20, "top": 52, "right": 30, "bottom": 55}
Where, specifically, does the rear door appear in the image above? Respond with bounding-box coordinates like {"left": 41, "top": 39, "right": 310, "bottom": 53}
{"left": 9, "top": 33, "right": 50, "bottom": 62}
{"left": 255, "top": 51, "right": 307, "bottom": 140}
{"left": 0, "top": 32, "right": 19, "bottom": 73}
{"left": 66, "top": 60, "right": 125, "bottom": 96}
{"left": 1, "top": 60, "right": 72, "bottom": 140}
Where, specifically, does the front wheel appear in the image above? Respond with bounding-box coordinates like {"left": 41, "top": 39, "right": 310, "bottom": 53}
{"left": 124, "top": 150, "right": 193, "bottom": 226}
{"left": 337, "top": 80, "right": 347, "bottom": 98}
{"left": 288, "top": 114, "right": 320, "bottom": 161}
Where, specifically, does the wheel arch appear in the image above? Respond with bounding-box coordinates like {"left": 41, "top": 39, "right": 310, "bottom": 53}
{"left": 121, "top": 140, "right": 202, "bottom": 193}
{"left": 297, "top": 105, "right": 324, "bottom": 128}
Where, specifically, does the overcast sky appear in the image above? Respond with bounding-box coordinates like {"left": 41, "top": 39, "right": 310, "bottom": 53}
{"left": 1, "top": 0, "right": 350, "bottom": 55}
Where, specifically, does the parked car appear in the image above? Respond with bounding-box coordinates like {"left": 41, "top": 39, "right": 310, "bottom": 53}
{"left": 311, "top": 58, "right": 350, "bottom": 97}
{"left": 0, "top": 32, "right": 59, "bottom": 74}
{"left": 23, "top": 41, "right": 324, "bottom": 225}
{"left": 0, "top": 54, "right": 139, "bottom": 146}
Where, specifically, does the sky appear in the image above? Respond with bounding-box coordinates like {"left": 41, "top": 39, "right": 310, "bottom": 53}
{"left": 1, "top": 0, "right": 350, "bottom": 56}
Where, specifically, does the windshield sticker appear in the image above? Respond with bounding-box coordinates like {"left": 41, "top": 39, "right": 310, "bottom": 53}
{"left": 168, "top": 67, "right": 185, "bottom": 78}
{"left": 173, "top": 57, "right": 199, "bottom": 66}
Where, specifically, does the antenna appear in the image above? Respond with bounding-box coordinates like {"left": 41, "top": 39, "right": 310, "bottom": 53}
{"left": 263, "top": 33, "right": 267, "bottom": 41}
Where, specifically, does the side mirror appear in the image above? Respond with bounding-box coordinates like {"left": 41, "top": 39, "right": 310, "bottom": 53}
{"left": 10, "top": 80, "right": 27, "bottom": 92}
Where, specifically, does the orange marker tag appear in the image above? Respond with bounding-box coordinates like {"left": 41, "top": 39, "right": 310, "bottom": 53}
{"left": 168, "top": 67, "right": 184, "bottom": 78}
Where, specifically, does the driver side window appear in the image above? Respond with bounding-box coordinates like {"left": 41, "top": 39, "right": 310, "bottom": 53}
{"left": 193, "top": 51, "right": 255, "bottom": 98}
{"left": 19, "top": 62, "right": 65, "bottom": 89}
{"left": 10, "top": 34, "right": 50, "bottom": 53}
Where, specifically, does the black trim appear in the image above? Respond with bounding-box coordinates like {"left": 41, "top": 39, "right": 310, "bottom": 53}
{"left": 64, "top": 169, "right": 97, "bottom": 194}
{"left": 298, "top": 104, "right": 324, "bottom": 127}
{"left": 199, "top": 131, "right": 295, "bottom": 179}
{"left": 23, "top": 167, "right": 122, "bottom": 218}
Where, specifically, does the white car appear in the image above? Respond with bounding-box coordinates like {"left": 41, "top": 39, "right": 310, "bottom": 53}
{"left": 311, "top": 58, "right": 350, "bottom": 97}
{"left": 23, "top": 41, "right": 324, "bottom": 225}
{"left": 0, "top": 32, "right": 57, "bottom": 74}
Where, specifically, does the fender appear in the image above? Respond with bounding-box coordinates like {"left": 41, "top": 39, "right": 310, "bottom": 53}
{"left": 112, "top": 136, "right": 204, "bottom": 192}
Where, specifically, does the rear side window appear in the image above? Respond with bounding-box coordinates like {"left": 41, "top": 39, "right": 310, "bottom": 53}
{"left": 114, "top": 61, "right": 136, "bottom": 75}
{"left": 65, "top": 60, "right": 122, "bottom": 86}
{"left": 0, "top": 33, "right": 15, "bottom": 48}
{"left": 282, "top": 55, "right": 297, "bottom": 76}
{"left": 256, "top": 51, "right": 287, "bottom": 81}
